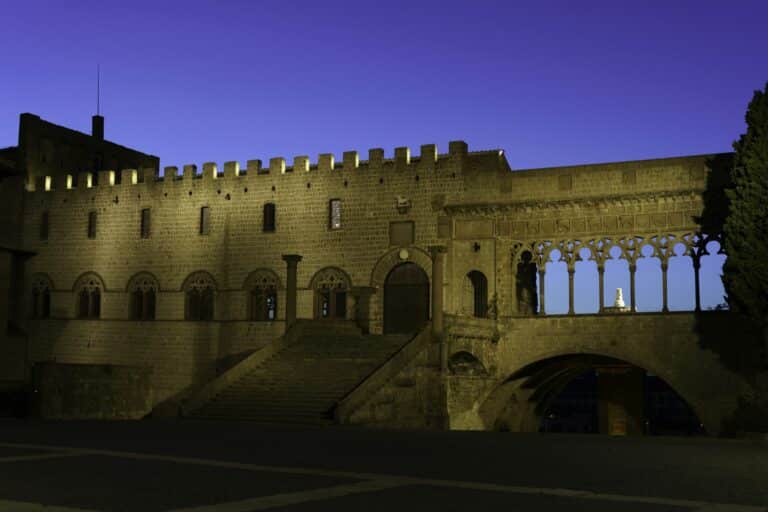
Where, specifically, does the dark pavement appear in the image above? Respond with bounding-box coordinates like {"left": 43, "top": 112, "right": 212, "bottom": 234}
{"left": 0, "top": 419, "right": 766, "bottom": 511}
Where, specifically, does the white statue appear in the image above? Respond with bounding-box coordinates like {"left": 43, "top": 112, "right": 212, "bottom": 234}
{"left": 613, "top": 287, "right": 626, "bottom": 308}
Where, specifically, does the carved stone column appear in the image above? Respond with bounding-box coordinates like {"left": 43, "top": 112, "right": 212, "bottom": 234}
{"left": 567, "top": 266, "right": 575, "bottom": 315}
{"left": 661, "top": 260, "right": 669, "bottom": 313}
{"left": 429, "top": 245, "right": 447, "bottom": 339}
{"left": 629, "top": 263, "right": 637, "bottom": 313}
{"left": 597, "top": 264, "right": 605, "bottom": 313}
{"left": 692, "top": 255, "right": 702, "bottom": 312}
{"left": 282, "top": 254, "right": 302, "bottom": 327}
{"left": 538, "top": 269, "right": 546, "bottom": 315}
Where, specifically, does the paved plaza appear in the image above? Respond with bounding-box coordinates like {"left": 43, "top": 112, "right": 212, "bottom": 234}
{"left": 0, "top": 419, "right": 766, "bottom": 511}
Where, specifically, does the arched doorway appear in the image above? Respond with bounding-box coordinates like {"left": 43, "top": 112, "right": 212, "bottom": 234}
{"left": 383, "top": 262, "right": 429, "bottom": 334}
{"left": 466, "top": 270, "right": 488, "bottom": 317}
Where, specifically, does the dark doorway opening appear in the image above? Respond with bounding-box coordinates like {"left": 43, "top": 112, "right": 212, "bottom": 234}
{"left": 384, "top": 262, "right": 429, "bottom": 334}
{"left": 467, "top": 270, "right": 488, "bottom": 317}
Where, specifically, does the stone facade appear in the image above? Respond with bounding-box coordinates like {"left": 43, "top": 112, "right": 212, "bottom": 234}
{"left": 0, "top": 113, "right": 756, "bottom": 433}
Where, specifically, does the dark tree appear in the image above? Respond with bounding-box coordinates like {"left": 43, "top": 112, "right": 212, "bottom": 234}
{"left": 723, "top": 82, "right": 768, "bottom": 336}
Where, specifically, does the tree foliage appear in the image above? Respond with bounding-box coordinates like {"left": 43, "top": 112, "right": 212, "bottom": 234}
{"left": 723, "top": 83, "right": 768, "bottom": 327}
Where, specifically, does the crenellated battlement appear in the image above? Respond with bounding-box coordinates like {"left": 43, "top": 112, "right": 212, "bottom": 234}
{"left": 24, "top": 141, "right": 472, "bottom": 193}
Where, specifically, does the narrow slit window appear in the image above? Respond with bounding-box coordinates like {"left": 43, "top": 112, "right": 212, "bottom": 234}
{"left": 263, "top": 203, "right": 276, "bottom": 232}
{"left": 87, "top": 211, "right": 97, "bottom": 239}
{"left": 329, "top": 199, "right": 342, "bottom": 230}
{"left": 200, "top": 206, "right": 210, "bottom": 235}
{"left": 40, "top": 211, "right": 49, "bottom": 240}
{"left": 140, "top": 208, "right": 151, "bottom": 238}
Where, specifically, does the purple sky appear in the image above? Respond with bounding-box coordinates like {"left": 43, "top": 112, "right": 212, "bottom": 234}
{"left": 2, "top": 0, "right": 764, "bottom": 311}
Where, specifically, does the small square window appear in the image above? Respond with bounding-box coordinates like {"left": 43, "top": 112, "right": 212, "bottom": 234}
{"left": 329, "top": 199, "right": 342, "bottom": 230}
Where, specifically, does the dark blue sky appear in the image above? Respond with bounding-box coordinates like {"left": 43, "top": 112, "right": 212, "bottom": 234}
{"left": 1, "top": 0, "right": 764, "bottom": 311}
{"left": 2, "top": 1, "right": 766, "bottom": 169}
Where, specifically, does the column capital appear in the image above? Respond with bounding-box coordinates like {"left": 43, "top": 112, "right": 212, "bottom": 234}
{"left": 282, "top": 254, "right": 303, "bottom": 264}
{"left": 428, "top": 245, "right": 447, "bottom": 258}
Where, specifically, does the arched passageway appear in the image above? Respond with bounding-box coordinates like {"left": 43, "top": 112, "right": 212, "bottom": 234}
{"left": 480, "top": 354, "right": 704, "bottom": 436}
{"left": 383, "top": 262, "right": 429, "bottom": 334}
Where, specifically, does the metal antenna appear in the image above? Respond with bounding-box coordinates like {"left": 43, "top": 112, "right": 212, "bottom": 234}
{"left": 96, "top": 64, "right": 100, "bottom": 115}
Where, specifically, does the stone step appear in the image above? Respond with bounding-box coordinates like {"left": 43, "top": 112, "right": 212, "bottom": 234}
{"left": 193, "top": 413, "right": 331, "bottom": 423}
{"left": 198, "top": 405, "right": 331, "bottom": 415}
{"left": 186, "top": 329, "right": 415, "bottom": 422}
{"left": 207, "top": 399, "right": 335, "bottom": 408}
{"left": 194, "top": 406, "right": 331, "bottom": 416}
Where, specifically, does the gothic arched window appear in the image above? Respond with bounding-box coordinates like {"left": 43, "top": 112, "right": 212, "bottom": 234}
{"left": 184, "top": 272, "right": 215, "bottom": 321}
{"left": 310, "top": 267, "right": 351, "bottom": 319}
{"left": 245, "top": 269, "right": 280, "bottom": 321}
{"left": 31, "top": 274, "right": 52, "bottom": 319}
{"left": 75, "top": 273, "right": 103, "bottom": 319}
{"left": 128, "top": 273, "right": 159, "bottom": 320}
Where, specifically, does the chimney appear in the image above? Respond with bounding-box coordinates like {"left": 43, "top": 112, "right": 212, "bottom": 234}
{"left": 92, "top": 115, "right": 104, "bottom": 141}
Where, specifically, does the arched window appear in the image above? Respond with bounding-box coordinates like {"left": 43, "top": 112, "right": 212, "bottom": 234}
{"left": 184, "top": 272, "right": 215, "bottom": 321}
{"left": 245, "top": 269, "right": 280, "bottom": 321}
{"left": 310, "top": 267, "right": 351, "bottom": 319}
{"left": 466, "top": 270, "right": 488, "bottom": 318}
{"left": 128, "top": 273, "right": 159, "bottom": 320}
{"left": 75, "top": 273, "right": 103, "bottom": 319}
{"left": 263, "top": 203, "right": 276, "bottom": 232}
{"left": 31, "top": 274, "right": 52, "bottom": 319}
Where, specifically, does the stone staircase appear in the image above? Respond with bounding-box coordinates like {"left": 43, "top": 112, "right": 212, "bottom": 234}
{"left": 188, "top": 321, "right": 413, "bottom": 425}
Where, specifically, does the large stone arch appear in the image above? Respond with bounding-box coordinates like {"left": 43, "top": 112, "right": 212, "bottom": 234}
{"left": 477, "top": 351, "right": 690, "bottom": 433}
{"left": 446, "top": 314, "right": 754, "bottom": 436}
{"left": 369, "top": 247, "right": 432, "bottom": 334}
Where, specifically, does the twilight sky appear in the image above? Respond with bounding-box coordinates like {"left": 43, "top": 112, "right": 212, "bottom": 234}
{"left": 1, "top": 0, "right": 765, "bottom": 311}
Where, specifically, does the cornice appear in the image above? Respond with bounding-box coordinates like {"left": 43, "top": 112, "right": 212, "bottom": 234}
{"left": 444, "top": 189, "right": 703, "bottom": 216}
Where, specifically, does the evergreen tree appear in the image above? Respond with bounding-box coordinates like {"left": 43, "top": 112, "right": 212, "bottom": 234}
{"left": 723, "top": 82, "right": 768, "bottom": 339}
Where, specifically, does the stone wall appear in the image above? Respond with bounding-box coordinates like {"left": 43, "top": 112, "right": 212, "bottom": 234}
{"left": 28, "top": 319, "right": 283, "bottom": 406}
{"left": 31, "top": 361, "right": 153, "bottom": 419}
{"left": 2, "top": 134, "right": 732, "bottom": 424}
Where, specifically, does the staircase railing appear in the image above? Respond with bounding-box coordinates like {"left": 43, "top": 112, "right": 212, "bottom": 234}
{"left": 334, "top": 323, "right": 433, "bottom": 424}
{"left": 179, "top": 320, "right": 308, "bottom": 417}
